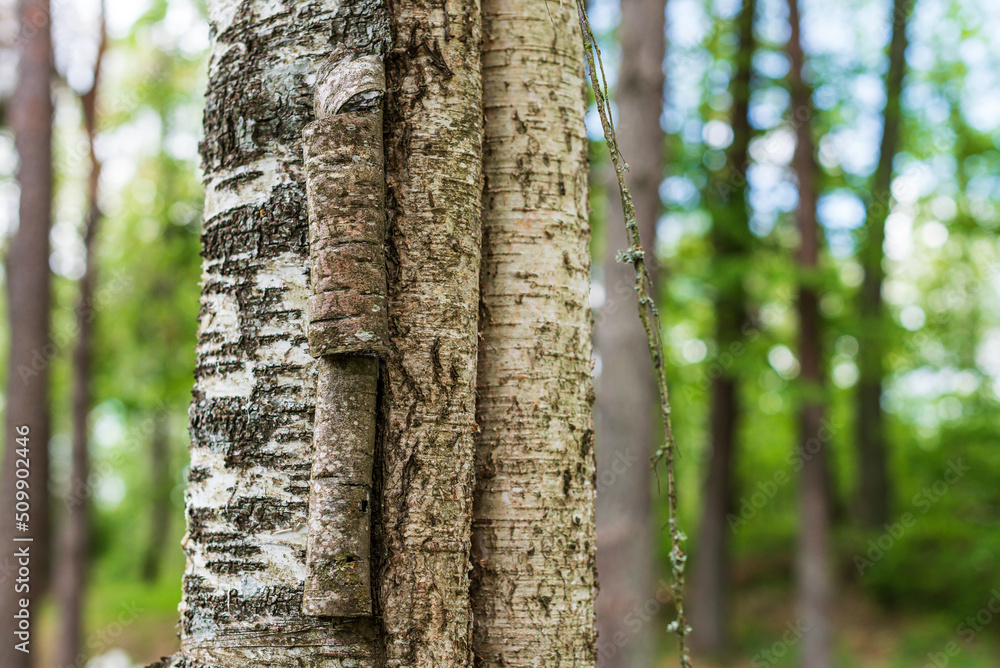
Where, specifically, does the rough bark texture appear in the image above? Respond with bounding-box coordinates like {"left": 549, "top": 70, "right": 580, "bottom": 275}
{"left": 174, "top": 0, "right": 389, "bottom": 663}
{"left": 855, "top": 0, "right": 909, "bottom": 530}
{"left": 592, "top": 0, "right": 665, "bottom": 665}
{"left": 689, "top": 0, "right": 755, "bottom": 655}
{"left": 471, "top": 1, "right": 596, "bottom": 665}
{"left": 1, "top": 0, "right": 53, "bottom": 663}
{"left": 787, "top": 2, "right": 833, "bottom": 666}
{"left": 301, "top": 69, "right": 388, "bottom": 616}
{"left": 378, "top": 0, "right": 484, "bottom": 664}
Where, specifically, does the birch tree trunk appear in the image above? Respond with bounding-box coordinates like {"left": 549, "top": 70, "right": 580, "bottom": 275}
{"left": 379, "top": 0, "right": 484, "bottom": 663}
{"left": 689, "top": 0, "right": 755, "bottom": 654}
{"left": 1, "top": 0, "right": 53, "bottom": 663}
{"left": 164, "top": 0, "right": 601, "bottom": 664}
{"left": 592, "top": 0, "right": 665, "bottom": 665}
{"left": 172, "top": 0, "right": 390, "bottom": 663}
{"left": 167, "top": 0, "right": 485, "bottom": 664}
{"left": 787, "top": 2, "right": 833, "bottom": 665}
{"left": 471, "top": 0, "right": 596, "bottom": 665}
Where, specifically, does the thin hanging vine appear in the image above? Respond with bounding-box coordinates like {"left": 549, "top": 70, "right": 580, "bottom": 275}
{"left": 573, "top": 3, "right": 691, "bottom": 666}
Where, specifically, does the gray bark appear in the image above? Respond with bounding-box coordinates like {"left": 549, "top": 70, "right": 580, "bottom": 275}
{"left": 377, "top": 0, "right": 484, "bottom": 665}
{"left": 593, "top": 0, "right": 665, "bottom": 666}
{"left": 472, "top": 0, "right": 597, "bottom": 665}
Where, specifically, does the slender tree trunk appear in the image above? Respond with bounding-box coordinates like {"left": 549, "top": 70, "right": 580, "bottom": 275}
{"left": 1, "top": 0, "right": 53, "bottom": 663}
{"left": 471, "top": 0, "right": 596, "bottom": 665}
{"left": 141, "top": 417, "right": 171, "bottom": 582}
{"left": 591, "top": 0, "right": 665, "bottom": 665}
{"left": 689, "top": 0, "right": 755, "bottom": 655}
{"left": 856, "top": 0, "right": 910, "bottom": 530}
{"left": 378, "top": 1, "right": 484, "bottom": 665}
{"left": 787, "top": 2, "right": 832, "bottom": 666}
{"left": 55, "top": 19, "right": 105, "bottom": 667}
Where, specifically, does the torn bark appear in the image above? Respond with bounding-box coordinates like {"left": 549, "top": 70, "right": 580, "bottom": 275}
{"left": 171, "top": 0, "right": 389, "bottom": 663}
{"left": 301, "top": 53, "right": 388, "bottom": 618}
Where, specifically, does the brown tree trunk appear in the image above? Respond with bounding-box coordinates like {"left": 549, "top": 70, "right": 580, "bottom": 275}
{"left": 141, "top": 417, "right": 171, "bottom": 582}
{"left": 592, "top": 0, "right": 665, "bottom": 665}
{"left": 471, "top": 0, "right": 597, "bottom": 664}
{"left": 1, "top": 0, "right": 53, "bottom": 663}
{"left": 856, "top": 0, "right": 910, "bottom": 530}
{"left": 689, "top": 0, "right": 756, "bottom": 655}
{"left": 787, "top": 1, "right": 832, "bottom": 666}
{"left": 54, "top": 19, "right": 105, "bottom": 667}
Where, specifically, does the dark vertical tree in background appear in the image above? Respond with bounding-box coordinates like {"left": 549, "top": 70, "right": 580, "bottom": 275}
{"left": 141, "top": 417, "right": 171, "bottom": 581}
{"left": 787, "top": 0, "right": 833, "bottom": 665}
{"left": 593, "top": 0, "right": 666, "bottom": 664}
{"left": 855, "top": 0, "right": 911, "bottom": 530}
{"left": 1, "top": 0, "right": 53, "bottom": 664}
{"left": 55, "top": 15, "right": 106, "bottom": 664}
{"left": 689, "top": 0, "right": 756, "bottom": 655}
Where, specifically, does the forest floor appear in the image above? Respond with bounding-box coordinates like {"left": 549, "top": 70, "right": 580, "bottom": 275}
{"left": 658, "top": 583, "right": 1000, "bottom": 667}
{"left": 27, "top": 557, "right": 1000, "bottom": 667}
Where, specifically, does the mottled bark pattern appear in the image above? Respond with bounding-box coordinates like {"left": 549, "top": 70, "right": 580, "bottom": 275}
{"left": 379, "top": 0, "right": 484, "bottom": 664}
{"left": 472, "top": 0, "right": 597, "bottom": 665}
{"left": 304, "top": 110, "right": 388, "bottom": 358}
{"left": 301, "top": 55, "right": 388, "bottom": 615}
{"left": 175, "top": 0, "right": 387, "bottom": 663}
{"left": 303, "top": 357, "right": 378, "bottom": 616}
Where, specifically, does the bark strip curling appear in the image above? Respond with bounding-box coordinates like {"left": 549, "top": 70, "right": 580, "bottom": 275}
{"left": 302, "top": 52, "right": 388, "bottom": 617}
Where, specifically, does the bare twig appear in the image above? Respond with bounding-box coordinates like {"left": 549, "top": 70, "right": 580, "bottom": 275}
{"left": 573, "top": 3, "right": 690, "bottom": 666}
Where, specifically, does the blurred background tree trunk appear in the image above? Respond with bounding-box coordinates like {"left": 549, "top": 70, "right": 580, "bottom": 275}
{"left": 1, "top": 0, "right": 54, "bottom": 664}
{"left": 855, "top": 0, "right": 911, "bottom": 531}
{"left": 787, "top": 1, "right": 833, "bottom": 666}
{"left": 55, "top": 16, "right": 105, "bottom": 665}
{"left": 141, "top": 416, "right": 170, "bottom": 582}
{"left": 593, "top": 0, "right": 665, "bottom": 665}
{"left": 689, "top": 0, "right": 756, "bottom": 655}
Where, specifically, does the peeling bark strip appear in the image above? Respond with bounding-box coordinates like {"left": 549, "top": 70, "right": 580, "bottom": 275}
{"left": 472, "top": 0, "right": 597, "bottom": 664}
{"left": 301, "top": 53, "right": 388, "bottom": 618}
{"left": 171, "top": 0, "right": 389, "bottom": 663}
